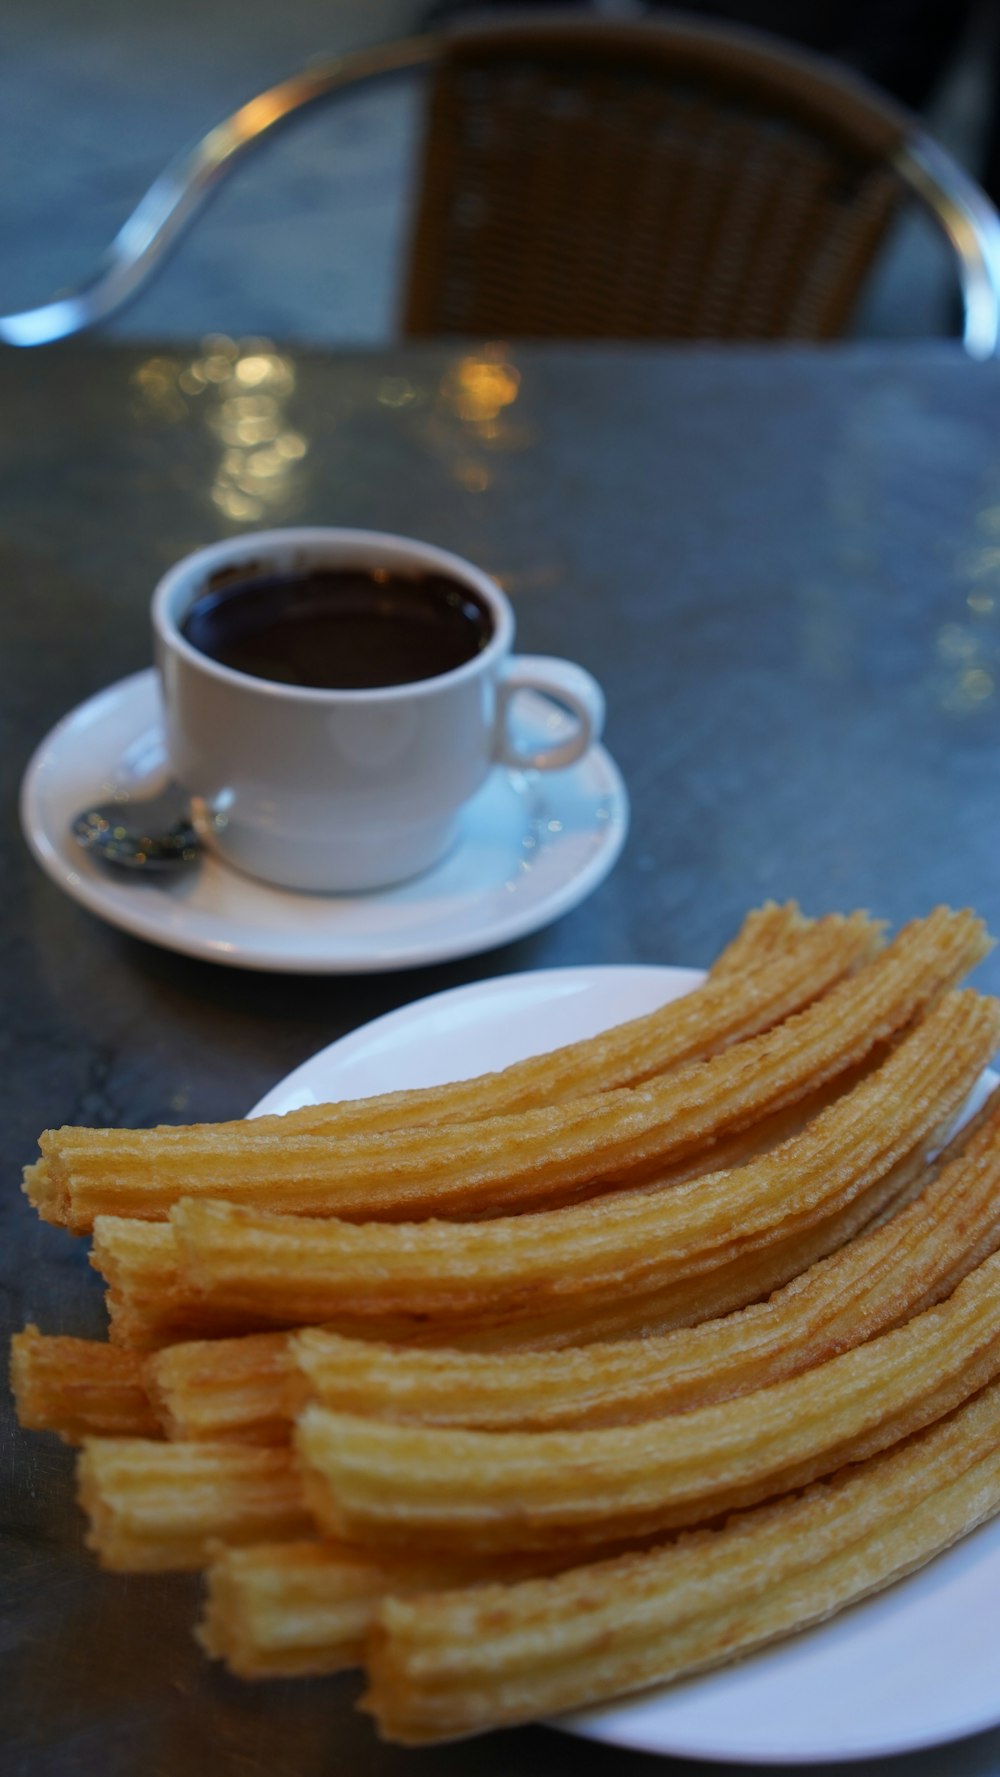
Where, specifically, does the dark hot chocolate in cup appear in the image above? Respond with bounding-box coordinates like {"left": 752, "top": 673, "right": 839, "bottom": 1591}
{"left": 153, "top": 527, "right": 605, "bottom": 893}
{"left": 180, "top": 566, "right": 494, "bottom": 691}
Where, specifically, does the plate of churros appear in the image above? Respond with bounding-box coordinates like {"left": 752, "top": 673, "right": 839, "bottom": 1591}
{"left": 12, "top": 903, "right": 1000, "bottom": 1762}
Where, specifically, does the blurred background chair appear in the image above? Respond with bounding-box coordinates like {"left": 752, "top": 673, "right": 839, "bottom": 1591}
{"left": 3, "top": 12, "right": 999, "bottom": 352}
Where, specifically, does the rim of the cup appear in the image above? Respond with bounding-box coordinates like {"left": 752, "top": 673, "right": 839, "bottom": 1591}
{"left": 152, "top": 527, "right": 514, "bottom": 701}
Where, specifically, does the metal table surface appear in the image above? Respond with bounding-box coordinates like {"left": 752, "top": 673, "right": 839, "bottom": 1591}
{"left": 4, "top": 339, "right": 1000, "bottom": 1777}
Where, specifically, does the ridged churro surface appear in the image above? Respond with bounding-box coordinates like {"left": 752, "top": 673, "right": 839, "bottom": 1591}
{"left": 28, "top": 908, "right": 979, "bottom": 1229}
{"left": 363, "top": 1378, "right": 1000, "bottom": 1742}
{"left": 161, "top": 991, "right": 1000, "bottom": 1344}
{"left": 77, "top": 1438, "right": 312, "bottom": 1570}
{"left": 28, "top": 906, "right": 879, "bottom": 1228}
{"left": 146, "top": 1331, "right": 296, "bottom": 1443}
{"left": 11, "top": 902, "right": 1000, "bottom": 1749}
{"left": 198, "top": 1542, "right": 569, "bottom": 1678}
{"left": 294, "top": 1243, "right": 1000, "bottom": 1553}
{"left": 289, "top": 1089, "right": 1000, "bottom": 1427}
{"left": 19, "top": 1083, "right": 1000, "bottom": 1448}
{"left": 10, "top": 1326, "right": 161, "bottom": 1442}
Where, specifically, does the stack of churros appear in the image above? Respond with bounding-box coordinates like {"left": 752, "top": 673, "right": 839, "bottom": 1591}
{"left": 12, "top": 902, "right": 1000, "bottom": 1744}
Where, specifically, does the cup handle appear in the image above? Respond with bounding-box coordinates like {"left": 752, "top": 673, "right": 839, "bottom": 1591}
{"left": 494, "top": 655, "right": 605, "bottom": 771}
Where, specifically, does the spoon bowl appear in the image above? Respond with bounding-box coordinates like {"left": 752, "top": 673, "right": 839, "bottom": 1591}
{"left": 71, "top": 782, "right": 200, "bottom": 874}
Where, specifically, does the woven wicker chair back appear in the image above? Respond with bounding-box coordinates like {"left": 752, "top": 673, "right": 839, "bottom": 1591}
{"left": 403, "top": 18, "right": 911, "bottom": 340}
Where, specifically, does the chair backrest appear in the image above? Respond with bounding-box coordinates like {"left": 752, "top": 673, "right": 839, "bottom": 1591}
{"left": 403, "top": 16, "right": 913, "bottom": 342}
{"left": 3, "top": 11, "right": 999, "bottom": 351}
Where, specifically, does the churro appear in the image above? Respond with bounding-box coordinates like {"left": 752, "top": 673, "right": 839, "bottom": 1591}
{"left": 287, "top": 1085, "right": 1000, "bottom": 1426}
{"left": 29, "top": 907, "right": 978, "bottom": 1230}
{"left": 28, "top": 905, "right": 880, "bottom": 1230}
{"left": 90, "top": 1217, "right": 263, "bottom": 1350}
{"left": 22, "top": 1081, "right": 1000, "bottom": 1445}
{"left": 147, "top": 1331, "right": 296, "bottom": 1444}
{"left": 363, "top": 1376, "right": 1000, "bottom": 1743}
{"left": 77, "top": 1438, "right": 312, "bottom": 1570}
{"left": 158, "top": 990, "right": 1000, "bottom": 1346}
{"left": 295, "top": 1243, "right": 1000, "bottom": 1552}
{"left": 10, "top": 1326, "right": 161, "bottom": 1442}
{"left": 12, "top": 900, "right": 1000, "bottom": 1746}
{"left": 198, "top": 1542, "right": 572, "bottom": 1678}
{"left": 198, "top": 1543, "right": 470, "bottom": 1678}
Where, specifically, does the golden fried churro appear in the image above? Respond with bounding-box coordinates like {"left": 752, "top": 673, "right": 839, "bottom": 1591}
{"left": 198, "top": 1542, "right": 572, "bottom": 1679}
{"left": 29, "top": 908, "right": 977, "bottom": 1231}
{"left": 162, "top": 991, "right": 1000, "bottom": 1346}
{"left": 295, "top": 1243, "right": 1000, "bottom": 1553}
{"left": 21, "top": 1160, "right": 61, "bottom": 1222}
{"left": 198, "top": 1543, "right": 459, "bottom": 1678}
{"left": 287, "top": 1088, "right": 1000, "bottom": 1428}
{"left": 362, "top": 1377, "right": 1000, "bottom": 1743}
{"left": 91, "top": 1084, "right": 899, "bottom": 1354}
{"left": 10, "top": 1326, "right": 161, "bottom": 1442}
{"left": 90, "top": 1215, "right": 429, "bottom": 1352}
{"left": 147, "top": 1332, "right": 297, "bottom": 1444}
{"left": 77, "top": 1439, "right": 313, "bottom": 1570}
{"left": 27, "top": 907, "right": 880, "bottom": 1231}
{"left": 21, "top": 902, "right": 805, "bottom": 1226}
{"left": 14, "top": 899, "right": 1000, "bottom": 1748}
{"left": 90, "top": 1217, "right": 265, "bottom": 1350}
{"left": 50, "top": 1085, "right": 997, "bottom": 1442}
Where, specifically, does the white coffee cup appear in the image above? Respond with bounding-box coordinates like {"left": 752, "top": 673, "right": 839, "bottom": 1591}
{"left": 152, "top": 527, "right": 605, "bottom": 892}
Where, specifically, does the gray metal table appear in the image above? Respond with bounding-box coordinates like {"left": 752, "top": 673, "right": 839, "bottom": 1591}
{"left": 3, "top": 339, "right": 1000, "bottom": 1777}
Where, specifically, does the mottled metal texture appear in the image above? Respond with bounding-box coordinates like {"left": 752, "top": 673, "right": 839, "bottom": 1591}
{"left": 4, "top": 340, "right": 1000, "bottom": 1777}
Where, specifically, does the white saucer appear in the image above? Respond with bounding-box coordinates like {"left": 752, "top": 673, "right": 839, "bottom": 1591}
{"left": 19, "top": 670, "right": 629, "bottom": 974}
{"left": 251, "top": 965, "right": 1000, "bottom": 1766}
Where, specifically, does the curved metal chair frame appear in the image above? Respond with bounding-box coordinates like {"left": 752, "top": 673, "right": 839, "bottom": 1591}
{"left": 3, "top": 15, "right": 999, "bottom": 354}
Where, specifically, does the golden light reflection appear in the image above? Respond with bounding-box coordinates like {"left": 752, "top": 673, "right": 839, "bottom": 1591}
{"left": 131, "top": 334, "right": 309, "bottom": 524}
{"left": 216, "top": 394, "right": 282, "bottom": 447}
{"left": 235, "top": 92, "right": 291, "bottom": 137}
{"left": 212, "top": 488, "right": 263, "bottom": 521}
{"left": 235, "top": 354, "right": 277, "bottom": 386}
{"left": 173, "top": 336, "right": 307, "bottom": 524}
{"left": 202, "top": 352, "right": 238, "bottom": 384}
{"left": 424, "top": 344, "right": 528, "bottom": 499}
{"left": 276, "top": 431, "right": 307, "bottom": 460}
{"left": 132, "top": 356, "right": 177, "bottom": 386}
{"left": 244, "top": 447, "right": 286, "bottom": 480}
{"left": 441, "top": 346, "right": 521, "bottom": 426}
{"left": 130, "top": 355, "right": 185, "bottom": 421}
{"left": 131, "top": 335, "right": 306, "bottom": 526}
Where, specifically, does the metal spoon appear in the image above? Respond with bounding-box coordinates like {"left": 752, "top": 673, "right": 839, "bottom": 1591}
{"left": 71, "top": 782, "right": 201, "bottom": 874}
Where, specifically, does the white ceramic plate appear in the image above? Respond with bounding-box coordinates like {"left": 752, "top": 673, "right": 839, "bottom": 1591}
{"left": 251, "top": 964, "right": 1000, "bottom": 1767}
{"left": 19, "top": 670, "right": 628, "bottom": 974}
